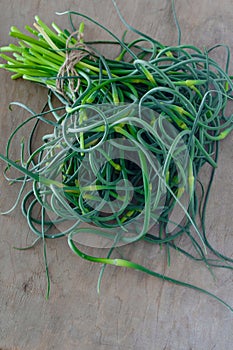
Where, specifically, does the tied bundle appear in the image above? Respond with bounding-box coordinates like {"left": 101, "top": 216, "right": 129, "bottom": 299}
{"left": 0, "top": 2, "right": 233, "bottom": 310}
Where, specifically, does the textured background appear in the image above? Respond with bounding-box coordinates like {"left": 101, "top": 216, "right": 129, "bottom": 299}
{"left": 0, "top": 1, "right": 233, "bottom": 349}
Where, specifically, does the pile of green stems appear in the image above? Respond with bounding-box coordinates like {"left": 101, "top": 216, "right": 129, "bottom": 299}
{"left": 0, "top": 11, "right": 233, "bottom": 311}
